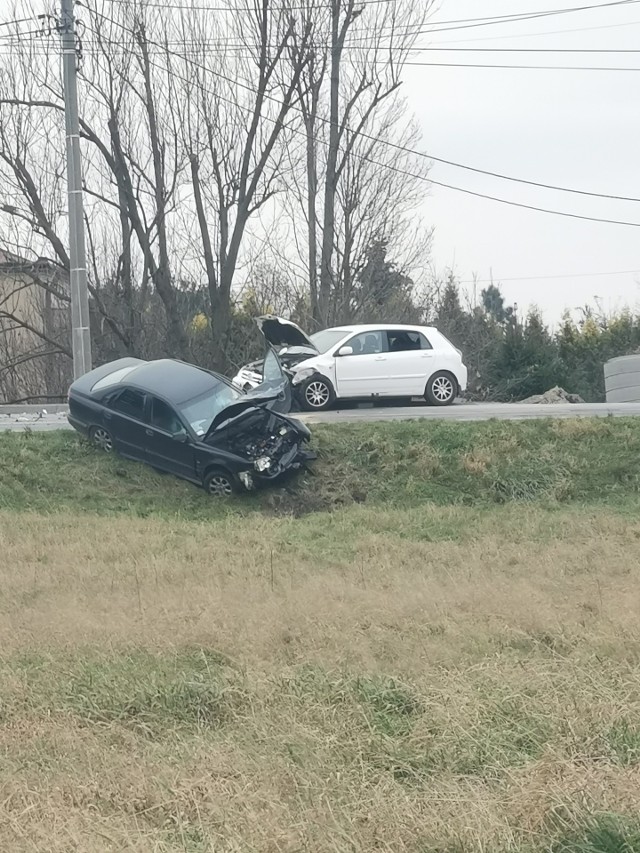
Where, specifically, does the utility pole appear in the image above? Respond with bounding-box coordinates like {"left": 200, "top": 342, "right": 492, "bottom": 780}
{"left": 60, "top": 0, "right": 91, "bottom": 377}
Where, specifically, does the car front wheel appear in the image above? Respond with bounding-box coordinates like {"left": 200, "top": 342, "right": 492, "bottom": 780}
{"left": 300, "top": 376, "right": 335, "bottom": 412}
{"left": 203, "top": 468, "right": 238, "bottom": 498}
{"left": 425, "top": 372, "right": 457, "bottom": 406}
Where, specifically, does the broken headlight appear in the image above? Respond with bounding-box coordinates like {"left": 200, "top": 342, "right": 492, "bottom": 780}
{"left": 254, "top": 455, "right": 272, "bottom": 472}
{"left": 292, "top": 367, "right": 315, "bottom": 386}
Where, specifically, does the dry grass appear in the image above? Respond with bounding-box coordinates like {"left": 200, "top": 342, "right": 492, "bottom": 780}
{"left": 2, "top": 504, "right": 640, "bottom": 851}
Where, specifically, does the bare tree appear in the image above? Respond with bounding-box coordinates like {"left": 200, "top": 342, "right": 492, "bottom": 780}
{"left": 313, "top": 0, "right": 434, "bottom": 325}
{"left": 0, "top": 0, "right": 435, "bottom": 401}
{"left": 170, "top": 0, "right": 313, "bottom": 368}
{"left": 0, "top": 0, "right": 315, "bottom": 377}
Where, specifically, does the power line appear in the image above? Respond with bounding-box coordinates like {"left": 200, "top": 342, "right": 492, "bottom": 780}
{"left": 14, "top": 30, "right": 640, "bottom": 54}
{"left": 459, "top": 269, "right": 640, "bottom": 284}
{"left": 419, "top": 0, "right": 640, "bottom": 27}
{"left": 435, "top": 18, "right": 640, "bottom": 44}
{"left": 91, "top": 0, "right": 397, "bottom": 12}
{"left": 410, "top": 47, "right": 640, "bottom": 53}
{"left": 9, "top": 14, "right": 637, "bottom": 211}
{"left": 95, "top": 0, "right": 640, "bottom": 25}
{"left": 63, "top": 0, "right": 640, "bottom": 54}
{"left": 66, "top": 25, "right": 640, "bottom": 205}
{"left": 402, "top": 61, "right": 640, "bottom": 70}
{"left": 0, "top": 17, "right": 36, "bottom": 29}
{"left": 419, "top": 0, "right": 640, "bottom": 35}
{"left": 9, "top": 33, "right": 640, "bottom": 61}
{"left": 80, "top": 0, "right": 640, "bottom": 44}
{"left": 0, "top": 30, "right": 53, "bottom": 42}
{"left": 80, "top": 9, "right": 640, "bottom": 229}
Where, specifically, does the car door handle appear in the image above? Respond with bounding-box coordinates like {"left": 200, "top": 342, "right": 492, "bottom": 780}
{"left": 374, "top": 356, "right": 386, "bottom": 361}
{"left": 145, "top": 429, "right": 154, "bottom": 436}
{"left": 420, "top": 353, "right": 434, "bottom": 358}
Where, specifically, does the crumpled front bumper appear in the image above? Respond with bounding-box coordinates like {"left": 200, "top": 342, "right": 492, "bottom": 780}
{"left": 232, "top": 368, "right": 262, "bottom": 390}
{"left": 239, "top": 444, "right": 317, "bottom": 490}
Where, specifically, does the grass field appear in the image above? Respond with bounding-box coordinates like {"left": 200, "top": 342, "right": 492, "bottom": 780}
{"left": 2, "top": 419, "right": 640, "bottom": 851}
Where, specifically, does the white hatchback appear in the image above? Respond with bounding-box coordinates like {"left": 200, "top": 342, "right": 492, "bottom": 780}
{"left": 232, "top": 317, "right": 468, "bottom": 412}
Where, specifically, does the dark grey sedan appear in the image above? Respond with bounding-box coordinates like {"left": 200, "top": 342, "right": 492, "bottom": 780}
{"left": 67, "top": 350, "right": 314, "bottom": 496}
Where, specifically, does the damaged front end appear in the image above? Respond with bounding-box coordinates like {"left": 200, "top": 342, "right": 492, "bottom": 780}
{"left": 205, "top": 406, "right": 315, "bottom": 489}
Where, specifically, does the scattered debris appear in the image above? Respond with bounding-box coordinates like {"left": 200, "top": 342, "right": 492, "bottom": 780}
{"left": 0, "top": 410, "right": 71, "bottom": 429}
{"left": 521, "top": 386, "right": 585, "bottom": 405}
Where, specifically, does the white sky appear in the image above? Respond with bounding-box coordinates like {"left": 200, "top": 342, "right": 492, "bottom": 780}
{"left": 404, "top": 0, "right": 640, "bottom": 323}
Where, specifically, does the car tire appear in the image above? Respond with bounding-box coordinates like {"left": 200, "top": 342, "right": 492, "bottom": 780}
{"left": 425, "top": 371, "right": 457, "bottom": 407}
{"left": 203, "top": 467, "right": 239, "bottom": 498}
{"left": 90, "top": 425, "right": 114, "bottom": 453}
{"left": 299, "top": 376, "right": 336, "bottom": 412}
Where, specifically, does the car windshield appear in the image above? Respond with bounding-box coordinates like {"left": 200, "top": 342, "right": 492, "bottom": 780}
{"left": 310, "top": 329, "right": 348, "bottom": 353}
{"left": 178, "top": 380, "right": 243, "bottom": 436}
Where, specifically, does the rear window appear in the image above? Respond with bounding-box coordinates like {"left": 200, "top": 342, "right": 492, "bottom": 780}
{"left": 91, "top": 366, "right": 138, "bottom": 392}
{"left": 386, "top": 330, "right": 431, "bottom": 352}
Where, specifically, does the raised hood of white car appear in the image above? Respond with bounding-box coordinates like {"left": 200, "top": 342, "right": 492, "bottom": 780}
{"left": 256, "top": 315, "right": 318, "bottom": 352}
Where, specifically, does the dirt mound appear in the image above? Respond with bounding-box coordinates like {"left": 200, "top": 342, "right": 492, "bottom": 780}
{"left": 521, "top": 386, "right": 585, "bottom": 405}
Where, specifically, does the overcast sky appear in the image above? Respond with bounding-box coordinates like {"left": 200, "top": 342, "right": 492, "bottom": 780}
{"left": 404, "top": 0, "right": 640, "bottom": 323}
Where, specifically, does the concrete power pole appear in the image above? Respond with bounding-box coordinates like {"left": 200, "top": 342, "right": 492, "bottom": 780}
{"left": 60, "top": 0, "right": 92, "bottom": 378}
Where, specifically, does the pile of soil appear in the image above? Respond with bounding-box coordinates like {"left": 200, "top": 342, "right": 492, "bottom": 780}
{"left": 521, "top": 386, "right": 585, "bottom": 404}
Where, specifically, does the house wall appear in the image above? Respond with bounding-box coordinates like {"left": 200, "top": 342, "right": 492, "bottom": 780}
{"left": 0, "top": 266, "right": 72, "bottom": 402}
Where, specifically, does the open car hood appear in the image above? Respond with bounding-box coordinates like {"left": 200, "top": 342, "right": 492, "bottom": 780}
{"left": 256, "top": 315, "right": 317, "bottom": 352}
{"left": 205, "top": 347, "right": 292, "bottom": 438}
{"left": 204, "top": 392, "right": 281, "bottom": 437}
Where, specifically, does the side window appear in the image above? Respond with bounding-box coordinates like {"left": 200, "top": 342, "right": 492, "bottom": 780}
{"left": 110, "top": 388, "right": 145, "bottom": 420}
{"left": 150, "top": 397, "right": 184, "bottom": 435}
{"left": 386, "top": 330, "right": 432, "bottom": 352}
{"left": 343, "top": 330, "right": 384, "bottom": 355}
{"left": 262, "top": 349, "right": 284, "bottom": 384}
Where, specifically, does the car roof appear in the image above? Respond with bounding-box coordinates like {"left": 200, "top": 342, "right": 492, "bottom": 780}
{"left": 125, "top": 359, "right": 223, "bottom": 404}
{"left": 323, "top": 324, "right": 438, "bottom": 334}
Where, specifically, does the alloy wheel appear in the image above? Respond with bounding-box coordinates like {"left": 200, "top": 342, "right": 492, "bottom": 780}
{"left": 305, "top": 381, "right": 330, "bottom": 409}
{"left": 207, "top": 475, "right": 233, "bottom": 497}
{"left": 92, "top": 427, "right": 113, "bottom": 452}
{"left": 431, "top": 376, "right": 455, "bottom": 403}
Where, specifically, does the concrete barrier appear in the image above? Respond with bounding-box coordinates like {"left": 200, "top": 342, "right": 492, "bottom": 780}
{"left": 605, "top": 355, "right": 640, "bottom": 403}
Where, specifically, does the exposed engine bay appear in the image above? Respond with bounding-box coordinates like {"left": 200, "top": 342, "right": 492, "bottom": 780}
{"left": 205, "top": 407, "right": 314, "bottom": 479}
{"left": 243, "top": 347, "right": 315, "bottom": 378}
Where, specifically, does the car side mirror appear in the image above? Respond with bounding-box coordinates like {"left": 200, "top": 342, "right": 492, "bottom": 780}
{"left": 173, "top": 431, "right": 188, "bottom": 443}
{"left": 338, "top": 345, "right": 353, "bottom": 357}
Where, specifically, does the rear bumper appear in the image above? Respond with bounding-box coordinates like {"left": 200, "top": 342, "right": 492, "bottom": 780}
{"left": 458, "top": 364, "right": 468, "bottom": 393}
{"left": 67, "top": 414, "right": 89, "bottom": 437}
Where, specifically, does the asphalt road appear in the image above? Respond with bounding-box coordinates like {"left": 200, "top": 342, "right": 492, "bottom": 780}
{"left": 299, "top": 401, "right": 640, "bottom": 424}
{"left": 2, "top": 401, "right": 640, "bottom": 431}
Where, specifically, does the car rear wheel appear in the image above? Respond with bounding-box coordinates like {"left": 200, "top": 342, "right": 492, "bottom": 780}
{"left": 90, "top": 425, "right": 113, "bottom": 452}
{"left": 425, "top": 372, "right": 457, "bottom": 407}
{"left": 203, "top": 468, "right": 238, "bottom": 498}
{"left": 300, "top": 376, "right": 335, "bottom": 412}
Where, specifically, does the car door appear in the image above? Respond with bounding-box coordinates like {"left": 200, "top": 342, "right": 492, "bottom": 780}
{"left": 245, "top": 347, "right": 292, "bottom": 413}
{"left": 144, "top": 396, "right": 197, "bottom": 481}
{"left": 105, "top": 387, "right": 148, "bottom": 460}
{"left": 383, "top": 330, "right": 435, "bottom": 396}
{"left": 333, "top": 330, "right": 386, "bottom": 397}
